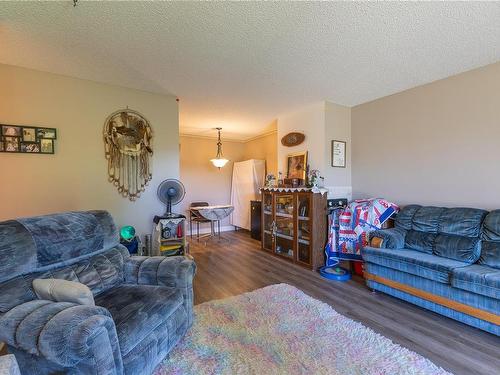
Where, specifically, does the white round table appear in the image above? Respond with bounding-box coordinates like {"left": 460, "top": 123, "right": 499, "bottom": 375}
{"left": 190, "top": 205, "right": 234, "bottom": 242}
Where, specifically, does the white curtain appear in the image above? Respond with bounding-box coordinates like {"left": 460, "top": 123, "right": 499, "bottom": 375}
{"left": 230, "top": 159, "right": 266, "bottom": 230}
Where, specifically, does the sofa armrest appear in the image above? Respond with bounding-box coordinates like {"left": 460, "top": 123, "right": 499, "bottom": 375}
{"left": 0, "top": 300, "right": 122, "bottom": 374}
{"left": 125, "top": 256, "right": 196, "bottom": 326}
{"left": 369, "top": 228, "right": 407, "bottom": 249}
{"left": 124, "top": 255, "right": 196, "bottom": 289}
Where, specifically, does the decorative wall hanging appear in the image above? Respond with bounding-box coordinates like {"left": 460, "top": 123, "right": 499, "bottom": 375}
{"left": 103, "top": 108, "right": 153, "bottom": 201}
{"left": 281, "top": 132, "right": 305, "bottom": 147}
{"left": 0, "top": 124, "right": 56, "bottom": 154}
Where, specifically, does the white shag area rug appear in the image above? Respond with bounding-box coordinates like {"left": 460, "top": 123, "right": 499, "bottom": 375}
{"left": 155, "top": 283, "right": 452, "bottom": 375}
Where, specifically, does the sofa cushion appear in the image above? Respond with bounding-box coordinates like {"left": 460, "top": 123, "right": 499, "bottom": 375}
{"left": 395, "top": 205, "right": 421, "bottom": 230}
{"left": 362, "top": 247, "right": 469, "bottom": 284}
{"left": 433, "top": 234, "right": 481, "bottom": 263}
{"left": 35, "top": 246, "right": 128, "bottom": 296}
{"left": 452, "top": 264, "right": 500, "bottom": 300}
{"left": 0, "top": 276, "right": 37, "bottom": 314}
{"left": 404, "top": 230, "right": 435, "bottom": 254}
{"left": 478, "top": 241, "right": 500, "bottom": 269}
{"left": 95, "top": 284, "right": 183, "bottom": 356}
{"left": 482, "top": 209, "right": 500, "bottom": 241}
{"left": 0, "top": 246, "right": 128, "bottom": 314}
{"left": 480, "top": 210, "right": 500, "bottom": 270}
{"left": 394, "top": 206, "right": 486, "bottom": 259}
{"left": 411, "top": 207, "right": 445, "bottom": 233}
{"left": 0, "top": 211, "right": 119, "bottom": 284}
{"left": 438, "top": 208, "right": 487, "bottom": 238}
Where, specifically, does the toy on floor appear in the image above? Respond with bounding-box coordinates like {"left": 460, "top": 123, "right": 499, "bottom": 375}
{"left": 119, "top": 225, "right": 141, "bottom": 254}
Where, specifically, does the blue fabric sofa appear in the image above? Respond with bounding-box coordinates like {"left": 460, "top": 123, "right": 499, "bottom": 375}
{"left": 0, "top": 211, "right": 196, "bottom": 375}
{"left": 362, "top": 205, "right": 499, "bottom": 336}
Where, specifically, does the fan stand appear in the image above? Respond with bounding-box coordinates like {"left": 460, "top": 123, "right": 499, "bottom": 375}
{"left": 163, "top": 198, "right": 181, "bottom": 218}
{"left": 162, "top": 189, "right": 184, "bottom": 219}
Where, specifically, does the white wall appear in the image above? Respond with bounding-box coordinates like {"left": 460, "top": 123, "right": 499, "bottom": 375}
{"left": 277, "top": 102, "right": 326, "bottom": 177}
{"left": 0, "top": 63, "right": 179, "bottom": 235}
{"left": 352, "top": 61, "right": 500, "bottom": 209}
{"left": 324, "top": 101, "right": 352, "bottom": 199}
{"left": 277, "top": 101, "right": 352, "bottom": 199}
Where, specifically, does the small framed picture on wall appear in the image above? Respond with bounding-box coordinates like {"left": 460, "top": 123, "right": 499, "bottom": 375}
{"left": 331, "top": 140, "right": 346, "bottom": 168}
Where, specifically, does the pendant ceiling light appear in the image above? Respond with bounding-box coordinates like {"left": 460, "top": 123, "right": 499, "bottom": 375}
{"left": 210, "top": 127, "right": 229, "bottom": 169}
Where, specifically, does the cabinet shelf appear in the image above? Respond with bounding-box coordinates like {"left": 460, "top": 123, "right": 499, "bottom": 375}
{"left": 276, "top": 232, "right": 293, "bottom": 241}
{"left": 276, "top": 250, "right": 293, "bottom": 259}
{"left": 264, "top": 230, "right": 295, "bottom": 242}
{"left": 275, "top": 212, "right": 293, "bottom": 218}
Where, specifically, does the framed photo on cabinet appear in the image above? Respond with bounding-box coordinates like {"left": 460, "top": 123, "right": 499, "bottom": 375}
{"left": 286, "top": 151, "right": 308, "bottom": 179}
{"left": 331, "top": 140, "right": 346, "bottom": 168}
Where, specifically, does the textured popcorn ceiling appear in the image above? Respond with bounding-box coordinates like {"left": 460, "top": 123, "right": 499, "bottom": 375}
{"left": 1, "top": 2, "right": 500, "bottom": 140}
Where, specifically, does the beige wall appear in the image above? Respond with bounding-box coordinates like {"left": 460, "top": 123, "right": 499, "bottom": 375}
{"left": 179, "top": 132, "right": 277, "bottom": 232}
{"left": 243, "top": 130, "right": 278, "bottom": 175}
{"left": 179, "top": 135, "right": 246, "bottom": 230}
{"left": 0, "top": 63, "right": 179, "bottom": 235}
{"left": 277, "top": 102, "right": 325, "bottom": 177}
{"left": 324, "top": 101, "right": 352, "bottom": 199}
{"left": 277, "top": 101, "right": 352, "bottom": 199}
{"left": 352, "top": 61, "right": 500, "bottom": 209}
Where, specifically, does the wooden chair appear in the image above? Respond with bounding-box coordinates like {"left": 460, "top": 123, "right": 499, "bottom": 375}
{"left": 189, "top": 202, "right": 211, "bottom": 240}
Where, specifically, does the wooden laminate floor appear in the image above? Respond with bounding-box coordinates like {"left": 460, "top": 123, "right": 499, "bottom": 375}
{"left": 189, "top": 230, "right": 500, "bottom": 375}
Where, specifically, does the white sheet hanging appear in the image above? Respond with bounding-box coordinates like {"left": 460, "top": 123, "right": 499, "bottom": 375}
{"left": 230, "top": 159, "right": 266, "bottom": 230}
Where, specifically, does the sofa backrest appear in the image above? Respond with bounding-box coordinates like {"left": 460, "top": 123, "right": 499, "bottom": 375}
{"left": 480, "top": 210, "right": 500, "bottom": 269}
{"left": 0, "top": 210, "right": 128, "bottom": 313}
{"left": 395, "top": 205, "right": 487, "bottom": 263}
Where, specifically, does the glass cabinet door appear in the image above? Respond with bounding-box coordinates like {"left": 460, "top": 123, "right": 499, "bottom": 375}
{"left": 296, "top": 194, "right": 312, "bottom": 265}
{"left": 274, "top": 194, "right": 295, "bottom": 259}
{"left": 262, "top": 192, "right": 274, "bottom": 252}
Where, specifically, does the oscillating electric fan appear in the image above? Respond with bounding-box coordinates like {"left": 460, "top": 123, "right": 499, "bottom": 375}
{"left": 157, "top": 179, "right": 186, "bottom": 217}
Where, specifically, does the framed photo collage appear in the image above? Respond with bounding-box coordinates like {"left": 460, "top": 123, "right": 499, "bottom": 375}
{"left": 0, "top": 124, "right": 56, "bottom": 154}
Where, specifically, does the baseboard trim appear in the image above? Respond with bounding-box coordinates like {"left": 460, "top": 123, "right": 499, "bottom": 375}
{"left": 364, "top": 272, "right": 500, "bottom": 326}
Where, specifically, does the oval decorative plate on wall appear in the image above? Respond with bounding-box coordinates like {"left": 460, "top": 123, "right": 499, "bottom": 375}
{"left": 281, "top": 132, "right": 305, "bottom": 147}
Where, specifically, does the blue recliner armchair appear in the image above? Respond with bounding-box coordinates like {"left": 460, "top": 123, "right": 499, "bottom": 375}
{"left": 0, "top": 211, "right": 196, "bottom": 375}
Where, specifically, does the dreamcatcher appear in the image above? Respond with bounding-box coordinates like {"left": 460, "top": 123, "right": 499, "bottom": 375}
{"left": 103, "top": 108, "right": 153, "bottom": 201}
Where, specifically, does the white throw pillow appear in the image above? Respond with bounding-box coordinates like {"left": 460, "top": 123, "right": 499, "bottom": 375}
{"left": 32, "top": 278, "right": 95, "bottom": 306}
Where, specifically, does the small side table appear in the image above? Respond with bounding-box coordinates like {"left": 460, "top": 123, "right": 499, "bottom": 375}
{"left": 152, "top": 215, "right": 188, "bottom": 256}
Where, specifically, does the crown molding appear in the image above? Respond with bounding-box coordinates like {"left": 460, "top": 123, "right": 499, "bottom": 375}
{"left": 244, "top": 129, "right": 277, "bottom": 143}
{"left": 179, "top": 133, "right": 245, "bottom": 143}
{"left": 180, "top": 129, "right": 277, "bottom": 143}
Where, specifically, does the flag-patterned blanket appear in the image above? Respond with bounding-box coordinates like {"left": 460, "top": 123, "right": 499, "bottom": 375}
{"left": 326, "top": 198, "right": 399, "bottom": 264}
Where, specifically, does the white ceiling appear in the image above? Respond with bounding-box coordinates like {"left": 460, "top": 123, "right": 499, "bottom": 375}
{"left": 1, "top": 2, "right": 500, "bottom": 140}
